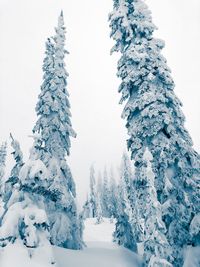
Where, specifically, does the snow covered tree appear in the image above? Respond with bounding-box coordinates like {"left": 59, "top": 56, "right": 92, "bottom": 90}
{"left": 109, "top": 0, "right": 200, "bottom": 265}
{"left": 4, "top": 134, "right": 24, "bottom": 204}
{"left": 0, "top": 142, "right": 7, "bottom": 196}
{"left": 95, "top": 192, "right": 103, "bottom": 224}
{"left": 0, "top": 138, "right": 56, "bottom": 266}
{"left": 32, "top": 11, "right": 82, "bottom": 249}
{"left": 113, "top": 152, "right": 137, "bottom": 252}
{"left": 108, "top": 168, "right": 118, "bottom": 219}
{"left": 101, "top": 168, "right": 111, "bottom": 217}
{"left": 136, "top": 149, "right": 172, "bottom": 266}
{"left": 88, "top": 165, "right": 97, "bottom": 218}
{"left": 82, "top": 194, "right": 91, "bottom": 219}
{"left": 113, "top": 181, "right": 137, "bottom": 252}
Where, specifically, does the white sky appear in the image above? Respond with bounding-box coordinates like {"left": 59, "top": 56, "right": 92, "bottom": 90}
{"left": 0, "top": 0, "right": 200, "bottom": 204}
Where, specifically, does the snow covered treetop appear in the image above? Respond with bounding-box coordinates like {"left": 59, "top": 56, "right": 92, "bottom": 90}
{"left": 33, "top": 11, "right": 76, "bottom": 158}
{"left": 109, "top": 0, "right": 156, "bottom": 53}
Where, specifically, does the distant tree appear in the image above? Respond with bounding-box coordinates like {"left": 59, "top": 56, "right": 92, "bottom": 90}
{"left": 96, "top": 192, "right": 103, "bottom": 224}
{"left": 109, "top": 0, "right": 200, "bottom": 265}
{"left": 82, "top": 194, "right": 91, "bottom": 219}
{"left": 32, "top": 11, "right": 82, "bottom": 249}
{"left": 101, "top": 168, "right": 111, "bottom": 217}
{"left": 108, "top": 168, "right": 118, "bottom": 219}
{"left": 89, "top": 165, "right": 97, "bottom": 218}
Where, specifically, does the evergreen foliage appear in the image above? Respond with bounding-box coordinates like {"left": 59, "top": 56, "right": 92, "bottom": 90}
{"left": 109, "top": 0, "right": 200, "bottom": 265}
{"left": 0, "top": 139, "right": 56, "bottom": 265}
{"left": 0, "top": 142, "right": 7, "bottom": 197}
{"left": 101, "top": 168, "right": 111, "bottom": 218}
{"left": 32, "top": 11, "right": 82, "bottom": 249}
{"left": 136, "top": 149, "right": 172, "bottom": 266}
{"left": 4, "top": 134, "right": 24, "bottom": 204}
{"left": 113, "top": 178, "right": 137, "bottom": 252}
{"left": 89, "top": 165, "right": 97, "bottom": 218}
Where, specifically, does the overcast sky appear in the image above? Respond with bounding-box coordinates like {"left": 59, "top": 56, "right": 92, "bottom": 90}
{"left": 0, "top": 0, "right": 200, "bottom": 204}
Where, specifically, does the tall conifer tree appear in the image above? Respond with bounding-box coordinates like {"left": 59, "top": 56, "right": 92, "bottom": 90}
{"left": 33, "top": 12, "right": 82, "bottom": 249}
{"left": 109, "top": 0, "right": 200, "bottom": 265}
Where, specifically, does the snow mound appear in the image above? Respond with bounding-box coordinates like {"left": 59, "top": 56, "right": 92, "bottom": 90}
{"left": 0, "top": 240, "right": 56, "bottom": 267}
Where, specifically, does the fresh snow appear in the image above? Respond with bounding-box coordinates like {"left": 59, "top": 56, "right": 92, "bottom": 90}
{"left": 54, "top": 218, "right": 141, "bottom": 267}
{"left": 0, "top": 218, "right": 141, "bottom": 267}
{"left": 0, "top": 217, "right": 199, "bottom": 267}
{"left": 0, "top": 240, "right": 56, "bottom": 267}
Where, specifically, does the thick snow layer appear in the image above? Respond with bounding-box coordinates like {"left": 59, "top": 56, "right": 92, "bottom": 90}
{"left": 54, "top": 242, "right": 141, "bottom": 267}
{"left": 183, "top": 246, "right": 200, "bottom": 267}
{"left": 0, "top": 240, "right": 56, "bottom": 267}
{"left": 0, "top": 217, "right": 141, "bottom": 267}
{"left": 54, "top": 218, "right": 141, "bottom": 267}
{"left": 83, "top": 218, "right": 116, "bottom": 242}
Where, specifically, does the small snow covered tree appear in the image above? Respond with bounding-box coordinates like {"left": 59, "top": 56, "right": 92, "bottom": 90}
{"left": 119, "top": 153, "right": 140, "bottom": 242}
{"left": 82, "top": 194, "right": 91, "bottom": 219}
{"left": 113, "top": 152, "right": 137, "bottom": 252}
{"left": 32, "top": 11, "right": 82, "bottom": 249}
{"left": 88, "top": 165, "right": 97, "bottom": 218}
{"left": 113, "top": 181, "right": 137, "bottom": 252}
{"left": 0, "top": 142, "right": 7, "bottom": 197}
{"left": 109, "top": 169, "right": 118, "bottom": 219}
{"left": 0, "top": 142, "right": 7, "bottom": 219}
{"left": 0, "top": 139, "right": 56, "bottom": 266}
{"left": 109, "top": 0, "right": 200, "bottom": 265}
{"left": 96, "top": 192, "right": 103, "bottom": 224}
{"left": 136, "top": 149, "right": 172, "bottom": 266}
{"left": 4, "top": 134, "right": 24, "bottom": 204}
{"left": 101, "top": 168, "right": 111, "bottom": 218}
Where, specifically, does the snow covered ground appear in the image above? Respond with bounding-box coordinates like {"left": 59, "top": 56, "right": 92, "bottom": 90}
{"left": 54, "top": 218, "right": 141, "bottom": 267}
{"left": 1, "top": 218, "right": 199, "bottom": 267}
{"left": 0, "top": 218, "right": 141, "bottom": 267}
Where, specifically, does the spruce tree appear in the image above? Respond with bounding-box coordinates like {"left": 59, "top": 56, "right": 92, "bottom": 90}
{"left": 113, "top": 152, "right": 138, "bottom": 251}
{"left": 89, "top": 165, "right": 97, "bottom": 218}
{"left": 82, "top": 194, "right": 91, "bottom": 219}
{"left": 0, "top": 138, "right": 56, "bottom": 266}
{"left": 95, "top": 192, "right": 103, "bottom": 224}
{"left": 32, "top": 12, "right": 82, "bottom": 249}
{"left": 113, "top": 180, "right": 137, "bottom": 252}
{"left": 4, "top": 134, "right": 24, "bottom": 204}
{"left": 137, "top": 149, "right": 172, "bottom": 266}
{"left": 109, "top": 0, "right": 200, "bottom": 265}
{"left": 109, "top": 169, "right": 118, "bottom": 219}
{"left": 0, "top": 142, "right": 7, "bottom": 196}
{"left": 0, "top": 142, "right": 7, "bottom": 219}
{"left": 101, "top": 168, "right": 110, "bottom": 217}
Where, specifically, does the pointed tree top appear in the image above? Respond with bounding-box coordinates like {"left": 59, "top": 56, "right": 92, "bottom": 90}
{"left": 60, "top": 10, "right": 64, "bottom": 17}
